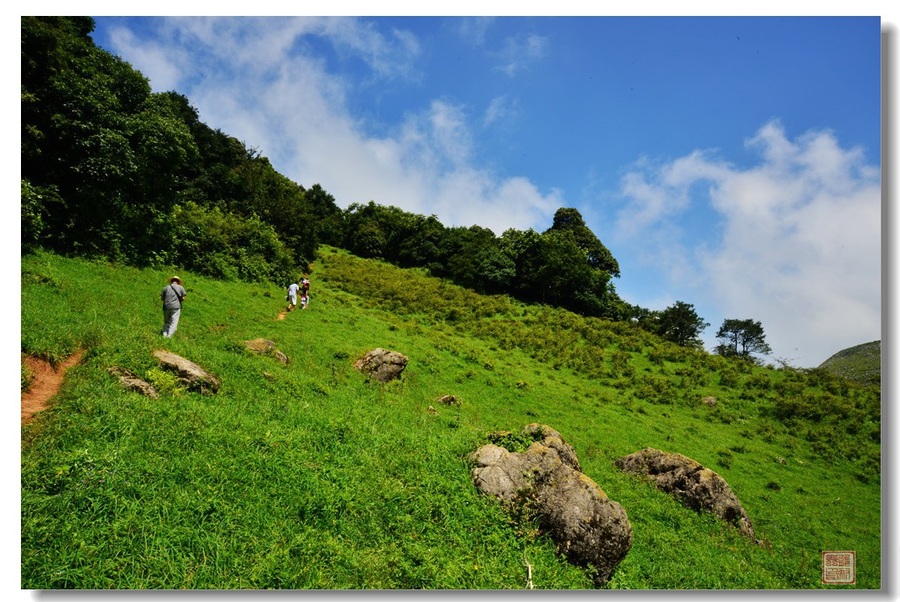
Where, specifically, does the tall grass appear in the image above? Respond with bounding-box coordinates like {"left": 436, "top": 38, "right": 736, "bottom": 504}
{"left": 21, "top": 248, "right": 880, "bottom": 589}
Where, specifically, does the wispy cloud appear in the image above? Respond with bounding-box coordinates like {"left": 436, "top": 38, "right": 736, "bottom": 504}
{"left": 456, "top": 17, "right": 495, "bottom": 46}
{"left": 106, "top": 17, "right": 422, "bottom": 93}
{"left": 483, "top": 95, "right": 516, "bottom": 128}
{"left": 615, "top": 120, "right": 880, "bottom": 366}
{"left": 494, "top": 33, "right": 548, "bottom": 77}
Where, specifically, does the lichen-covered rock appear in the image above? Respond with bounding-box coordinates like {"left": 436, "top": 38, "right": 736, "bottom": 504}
{"left": 522, "top": 423, "right": 582, "bottom": 473}
{"left": 245, "top": 338, "right": 289, "bottom": 364}
{"left": 616, "top": 447, "right": 755, "bottom": 539}
{"left": 470, "top": 424, "right": 632, "bottom": 585}
{"left": 536, "top": 468, "right": 633, "bottom": 586}
{"left": 152, "top": 350, "right": 221, "bottom": 394}
{"left": 353, "top": 348, "right": 408, "bottom": 383}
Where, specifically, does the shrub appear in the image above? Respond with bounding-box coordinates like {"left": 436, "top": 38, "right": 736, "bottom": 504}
{"left": 719, "top": 368, "right": 740, "bottom": 388}
{"left": 170, "top": 202, "right": 297, "bottom": 284}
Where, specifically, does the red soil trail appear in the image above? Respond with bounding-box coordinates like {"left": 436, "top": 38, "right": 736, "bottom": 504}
{"left": 21, "top": 350, "right": 86, "bottom": 426}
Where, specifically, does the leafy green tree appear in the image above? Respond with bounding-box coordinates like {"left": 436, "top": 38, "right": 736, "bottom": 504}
{"left": 715, "top": 318, "right": 773, "bottom": 361}
{"left": 498, "top": 227, "right": 545, "bottom": 302}
{"left": 544, "top": 207, "right": 620, "bottom": 277}
{"left": 304, "top": 184, "right": 344, "bottom": 247}
{"left": 343, "top": 202, "right": 396, "bottom": 260}
{"left": 178, "top": 121, "right": 253, "bottom": 208}
{"left": 346, "top": 218, "right": 387, "bottom": 259}
{"left": 655, "top": 301, "right": 709, "bottom": 348}
{"left": 440, "top": 226, "right": 514, "bottom": 294}
{"left": 342, "top": 202, "right": 444, "bottom": 268}
{"left": 19, "top": 179, "right": 67, "bottom": 255}
{"left": 396, "top": 214, "right": 445, "bottom": 268}
{"left": 498, "top": 227, "right": 612, "bottom": 316}
{"left": 21, "top": 16, "right": 200, "bottom": 262}
{"left": 538, "top": 229, "right": 605, "bottom": 313}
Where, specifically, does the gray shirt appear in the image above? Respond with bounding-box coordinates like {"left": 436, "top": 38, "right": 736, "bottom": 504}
{"left": 161, "top": 283, "right": 187, "bottom": 310}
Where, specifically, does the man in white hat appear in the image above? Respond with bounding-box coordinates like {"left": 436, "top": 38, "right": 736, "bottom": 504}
{"left": 161, "top": 276, "right": 187, "bottom": 337}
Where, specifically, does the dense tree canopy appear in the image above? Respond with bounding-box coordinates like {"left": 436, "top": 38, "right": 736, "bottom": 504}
{"left": 545, "top": 207, "right": 620, "bottom": 277}
{"left": 21, "top": 16, "right": 339, "bottom": 280}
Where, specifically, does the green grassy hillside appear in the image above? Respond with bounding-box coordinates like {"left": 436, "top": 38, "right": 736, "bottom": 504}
{"left": 20, "top": 248, "right": 881, "bottom": 589}
{"left": 818, "top": 340, "right": 881, "bottom": 386}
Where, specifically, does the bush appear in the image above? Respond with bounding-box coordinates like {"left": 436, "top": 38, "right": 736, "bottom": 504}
{"left": 170, "top": 202, "right": 297, "bottom": 284}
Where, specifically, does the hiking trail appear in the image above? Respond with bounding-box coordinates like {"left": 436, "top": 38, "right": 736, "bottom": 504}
{"left": 21, "top": 350, "right": 85, "bottom": 426}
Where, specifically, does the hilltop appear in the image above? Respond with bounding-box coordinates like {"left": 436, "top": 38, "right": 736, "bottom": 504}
{"left": 20, "top": 248, "right": 880, "bottom": 589}
{"left": 818, "top": 340, "right": 881, "bottom": 386}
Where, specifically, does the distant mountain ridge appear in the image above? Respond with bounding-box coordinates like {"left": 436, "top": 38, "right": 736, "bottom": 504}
{"left": 818, "top": 340, "right": 881, "bottom": 386}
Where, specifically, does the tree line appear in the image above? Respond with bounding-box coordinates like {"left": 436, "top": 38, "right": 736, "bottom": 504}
{"left": 21, "top": 16, "right": 771, "bottom": 362}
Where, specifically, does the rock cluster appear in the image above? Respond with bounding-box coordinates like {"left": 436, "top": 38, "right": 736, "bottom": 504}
{"left": 470, "top": 424, "right": 633, "bottom": 585}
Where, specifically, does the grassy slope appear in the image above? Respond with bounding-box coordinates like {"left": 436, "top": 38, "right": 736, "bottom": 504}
{"left": 20, "top": 248, "right": 881, "bottom": 589}
{"left": 819, "top": 340, "right": 881, "bottom": 386}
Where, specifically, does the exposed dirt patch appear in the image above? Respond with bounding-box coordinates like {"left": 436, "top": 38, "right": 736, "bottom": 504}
{"left": 277, "top": 311, "right": 287, "bottom": 320}
{"left": 21, "top": 350, "right": 86, "bottom": 426}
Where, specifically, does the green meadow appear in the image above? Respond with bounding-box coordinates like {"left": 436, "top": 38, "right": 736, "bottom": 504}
{"left": 21, "top": 247, "right": 880, "bottom": 589}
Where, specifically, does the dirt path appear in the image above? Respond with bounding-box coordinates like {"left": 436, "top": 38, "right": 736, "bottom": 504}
{"left": 21, "top": 350, "right": 86, "bottom": 426}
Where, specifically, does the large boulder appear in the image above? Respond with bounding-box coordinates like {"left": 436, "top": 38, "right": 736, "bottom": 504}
{"left": 245, "top": 338, "right": 289, "bottom": 364}
{"left": 616, "top": 447, "right": 755, "bottom": 539}
{"left": 470, "top": 424, "right": 632, "bottom": 586}
{"left": 353, "top": 348, "right": 408, "bottom": 383}
{"left": 152, "top": 350, "right": 221, "bottom": 394}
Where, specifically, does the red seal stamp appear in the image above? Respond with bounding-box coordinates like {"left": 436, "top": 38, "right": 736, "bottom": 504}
{"left": 822, "top": 551, "right": 856, "bottom": 585}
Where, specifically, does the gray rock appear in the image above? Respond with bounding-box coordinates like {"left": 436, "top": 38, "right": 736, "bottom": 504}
{"left": 152, "top": 350, "right": 221, "bottom": 394}
{"left": 470, "top": 424, "right": 632, "bottom": 585}
{"left": 353, "top": 348, "right": 408, "bottom": 383}
{"left": 616, "top": 447, "right": 755, "bottom": 539}
{"left": 108, "top": 366, "right": 158, "bottom": 399}
{"left": 245, "top": 338, "right": 289, "bottom": 364}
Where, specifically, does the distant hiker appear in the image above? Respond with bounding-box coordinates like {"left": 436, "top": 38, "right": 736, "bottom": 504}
{"left": 300, "top": 277, "right": 310, "bottom": 309}
{"left": 161, "top": 276, "right": 187, "bottom": 338}
{"left": 286, "top": 280, "right": 300, "bottom": 312}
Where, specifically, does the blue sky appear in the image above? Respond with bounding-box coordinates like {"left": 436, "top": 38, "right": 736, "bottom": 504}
{"left": 85, "top": 13, "right": 886, "bottom": 368}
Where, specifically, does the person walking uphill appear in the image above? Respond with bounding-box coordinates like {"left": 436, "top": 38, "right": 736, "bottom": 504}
{"left": 300, "top": 276, "right": 310, "bottom": 309}
{"left": 286, "top": 280, "right": 300, "bottom": 312}
{"left": 161, "top": 276, "right": 187, "bottom": 337}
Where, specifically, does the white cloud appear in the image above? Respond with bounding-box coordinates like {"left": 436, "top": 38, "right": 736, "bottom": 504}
{"left": 616, "top": 120, "right": 880, "bottom": 367}
{"left": 105, "top": 16, "right": 561, "bottom": 236}
{"left": 105, "top": 23, "right": 187, "bottom": 91}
